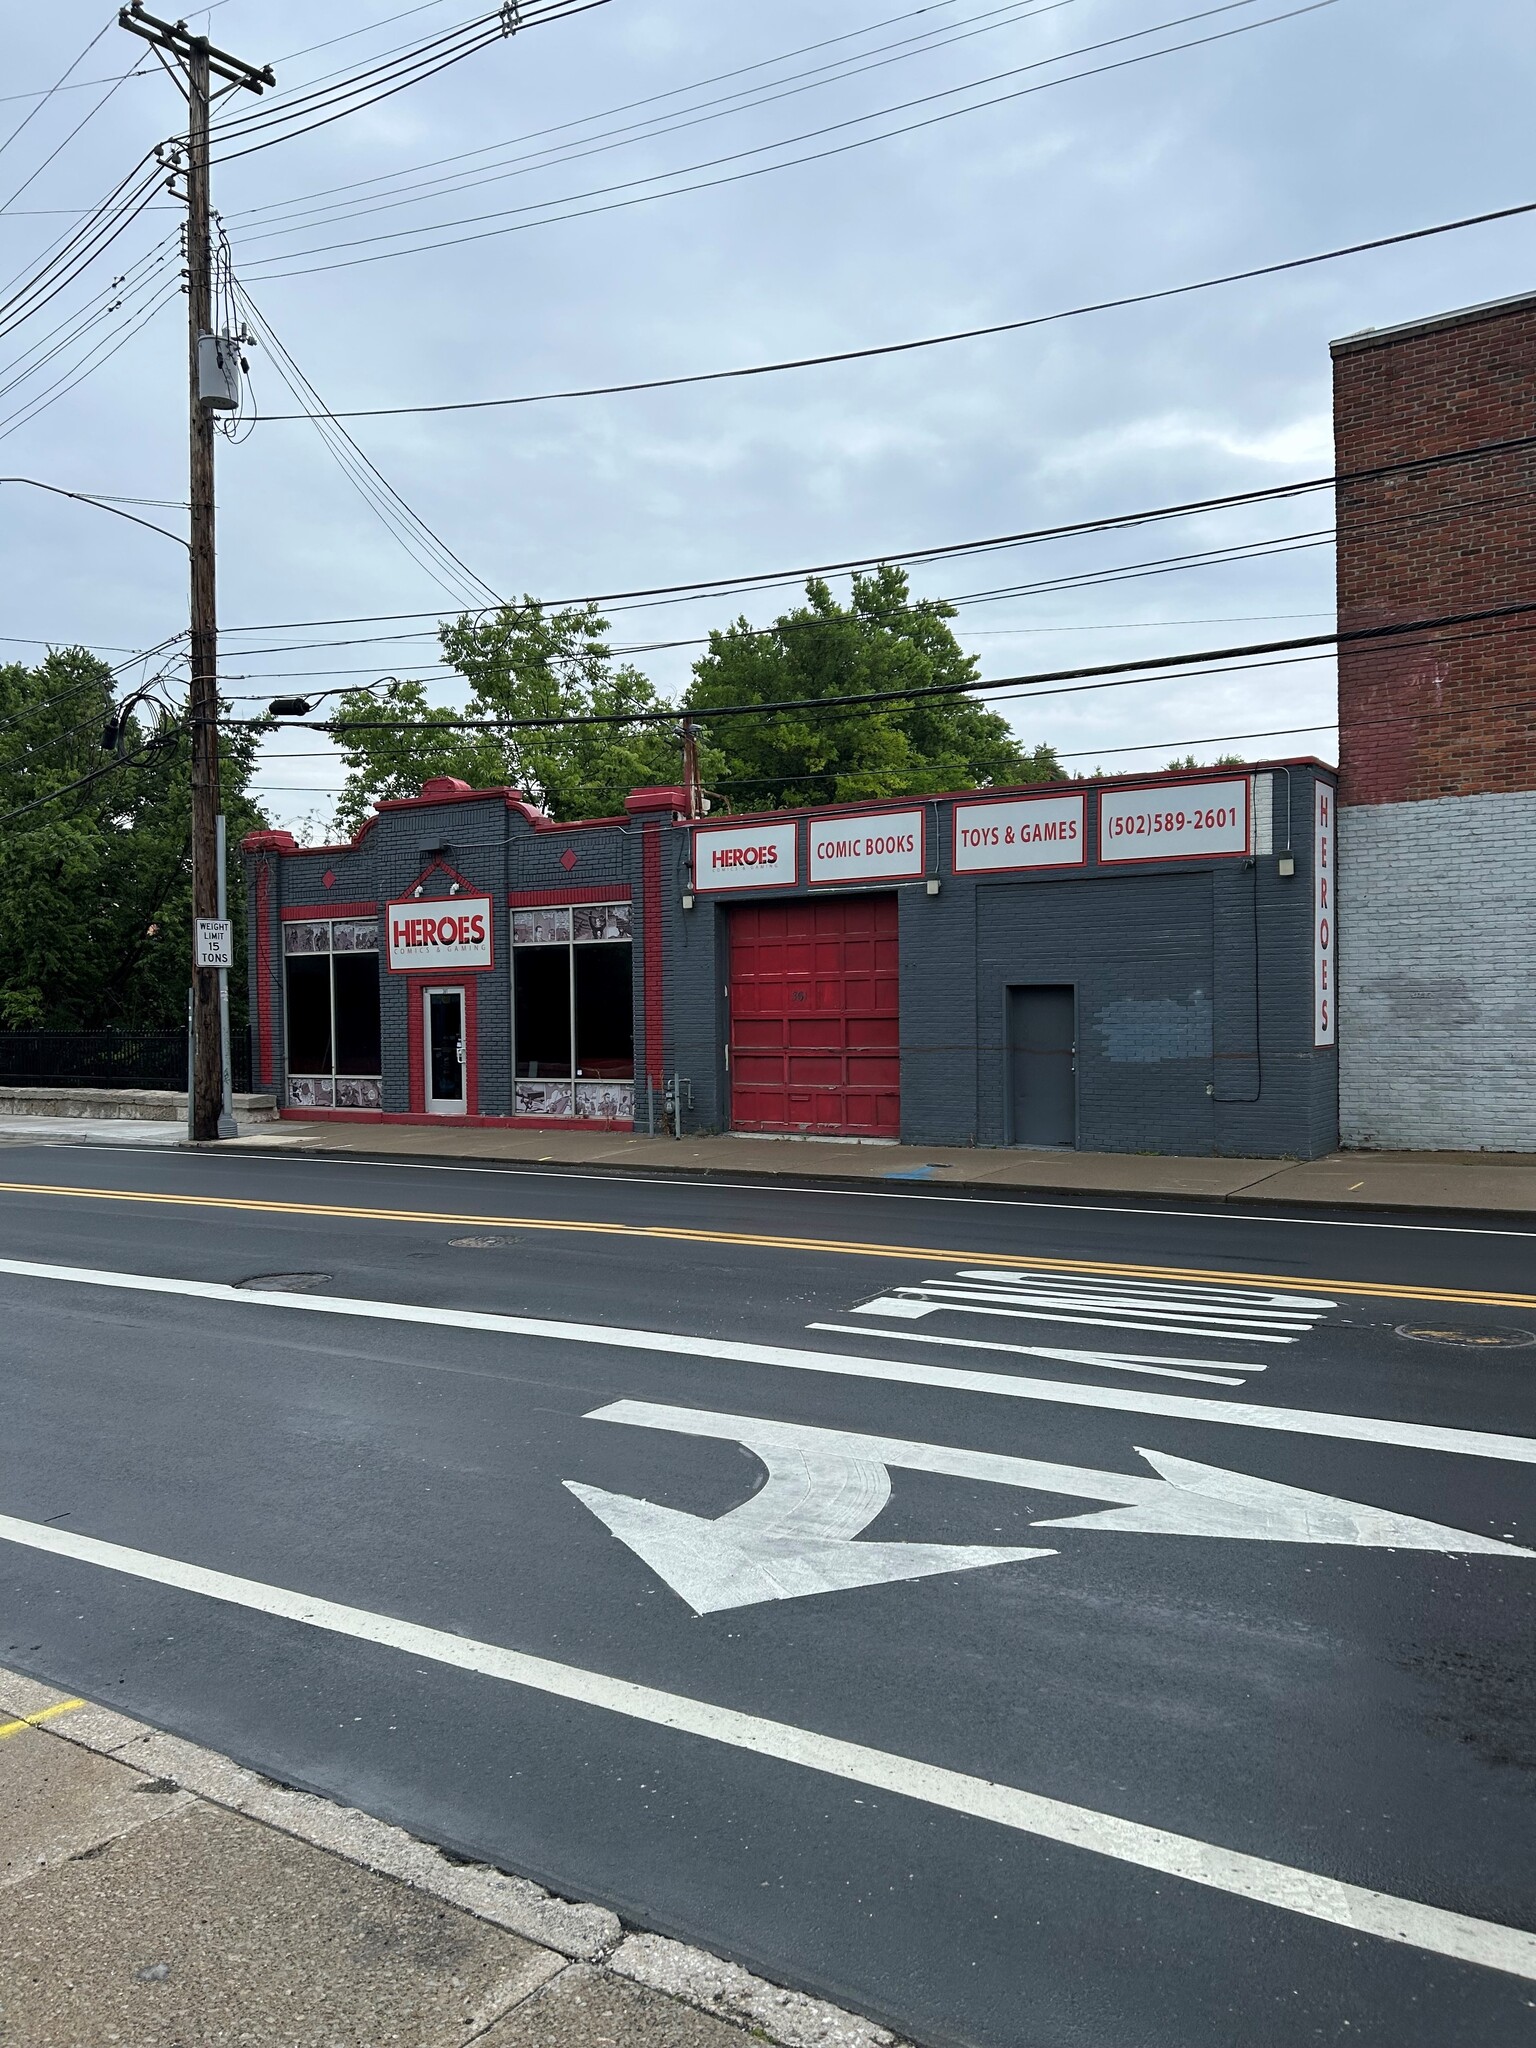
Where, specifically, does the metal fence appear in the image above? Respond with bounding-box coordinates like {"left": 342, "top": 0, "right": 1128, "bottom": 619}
{"left": 0, "top": 1030, "right": 252, "bottom": 1094}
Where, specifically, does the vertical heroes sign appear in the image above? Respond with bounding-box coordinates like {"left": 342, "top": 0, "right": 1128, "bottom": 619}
{"left": 1314, "top": 783, "right": 1336, "bottom": 1046}
{"left": 386, "top": 896, "right": 494, "bottom": 971}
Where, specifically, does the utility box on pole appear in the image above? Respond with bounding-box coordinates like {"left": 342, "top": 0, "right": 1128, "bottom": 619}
{"left": 197, "top": 333, "right": 241, "bottom": 411}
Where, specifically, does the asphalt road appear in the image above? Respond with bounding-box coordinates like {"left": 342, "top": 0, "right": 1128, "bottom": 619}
{"left": 2, "top": 1143, "right": 1534, "bottom": 2047}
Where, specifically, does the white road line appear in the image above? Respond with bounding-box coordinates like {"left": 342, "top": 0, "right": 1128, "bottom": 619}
{"left": 0, "top": 1506, "right": 1531, "bottom": 1981}
{"left": 886, "top": 1284, "right": 1318, "bottom": 1328}
{"left": 853, "top": 1297, "right": 1299, "bottom": 1343}
{"left": 953, "top": 1271, "right": 1334, "bottom": 1309}
{"left": 2, "top": 1256, "right": 1532, "bottom": 1465}
{"left": 807, "top": 1326, "right": 1254, "bottom": 1383}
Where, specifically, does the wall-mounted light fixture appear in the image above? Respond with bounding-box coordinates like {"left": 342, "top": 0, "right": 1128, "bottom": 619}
{"left": 412, "top": 884, "right": 425, "bottom": 899}
{"left": 448, "top": 881, "right": 461, "bottom": 895}
{"left": 1277, "top": 854, "right": 1296, "bottom": 878}
{"left": 681, "top": 892, "right": 695, "bottom": 912}
{"left": 925, "top": 879, "right": 941, "bottom": 897}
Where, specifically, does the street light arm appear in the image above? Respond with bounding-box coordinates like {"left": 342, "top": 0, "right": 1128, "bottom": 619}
{"left": 0, "top": 476, "right": 189, "bottom": 550}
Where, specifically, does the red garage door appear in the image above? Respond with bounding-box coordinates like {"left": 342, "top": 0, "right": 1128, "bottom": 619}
{"left": 728, "top": 895, "right": 900, "bottom": 1137}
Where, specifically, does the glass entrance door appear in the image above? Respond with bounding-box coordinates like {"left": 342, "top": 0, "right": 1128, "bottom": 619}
{"left": 424, "top": 987, "right": 466, "bottom": 1114}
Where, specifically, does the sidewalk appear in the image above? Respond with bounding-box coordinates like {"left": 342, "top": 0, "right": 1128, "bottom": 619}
{"left": 0, "top": 1666, "right": 897, "bottom": 2048}
{"left": 3, "top": 1106, "right": 1534, "bottom": 1215}
{"left": 223, "top": 1121, "right": 1536, "bottom": 1217}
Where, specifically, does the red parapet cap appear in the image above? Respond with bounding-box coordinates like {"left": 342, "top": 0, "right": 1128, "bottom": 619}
{"left": 419, "top": 775, "right": 474, "bottom": 796}
{"left": 241, "top": 829, "right": 299, "bottom": 853}
{"left": 625, "top": 785, "right": 689, "bottom": 816}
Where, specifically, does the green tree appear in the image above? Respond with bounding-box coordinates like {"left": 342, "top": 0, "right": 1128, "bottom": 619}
{"left": 330, "top": 599, "right": 683, "bottom": 831}
{"left": 685, "top": 566, "right": 1059, "bottom": 810}
{"left": 0, "top": 648, "right": 268, "bottom": 1031}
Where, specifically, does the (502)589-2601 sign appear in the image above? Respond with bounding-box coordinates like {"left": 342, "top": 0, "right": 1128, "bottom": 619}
{"left": 1098, "top": 777, "right": 1250, "bottom": 862}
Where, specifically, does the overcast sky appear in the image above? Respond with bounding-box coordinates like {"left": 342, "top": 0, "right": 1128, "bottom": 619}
{"left": 3, "top": 0, "right": 1532, "bottom": 835}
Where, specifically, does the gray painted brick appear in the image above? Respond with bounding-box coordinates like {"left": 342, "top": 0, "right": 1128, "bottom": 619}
{"left": 1339, "top": 790, "right": 1536, "bottom": 1150}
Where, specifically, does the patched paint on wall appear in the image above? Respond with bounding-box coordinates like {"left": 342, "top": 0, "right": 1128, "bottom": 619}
{"left": 1092, "top": 992, "right": 1214, "bottom": 1064}
{"left": 1340, "top": 789, "right": 1536, "bottom": 1150}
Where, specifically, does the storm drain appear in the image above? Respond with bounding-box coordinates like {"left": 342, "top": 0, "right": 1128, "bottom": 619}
{"left": 233, "top": 1272, "right": 332, "bottom": 1292}
{"left": 1395, "top": 1323, "right": 1535, "bottom": 1349}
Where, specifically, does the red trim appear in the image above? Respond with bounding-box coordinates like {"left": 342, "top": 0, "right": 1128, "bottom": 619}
{"left": 282, "top": 901, "right": 376, "bottom": 921}
{"left": 951, "top": 791, "right": 1087, "bottom": 875}
{"left": 540, "top": 814, "right": 628, "bottom": 833}
{"left": 255, "top": 864, "right": 273, "bottom": 1087}
{"left": 642, "top": 821, "right": 664, "bottom": 1086}
{"left": 509, "top": 884, "right": 632, "bottom": 906}
{"left": 398, "top": 854, "right": 481, "bottom": 899}
{"left": 1097, "top": 776, "right": 1252, "bottom": 865}
{"left": 807, "top": 807, "right": 926, "bottom": 888}
{"left": 278, "top": 1108, "right": 633, "bottom": 1131}
{"left": 403, "top": 974, "right": 477, "bottom": 1114}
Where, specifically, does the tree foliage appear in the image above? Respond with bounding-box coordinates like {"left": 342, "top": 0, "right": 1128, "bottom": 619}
{"left": 330, "top": 600, "right": 682, "bottom": 830}
{"left": 0, "top": 649, "right": 267, "bottom": 1030}
{"left": 686, "top": 567, "right": 1059, "bottom": 810}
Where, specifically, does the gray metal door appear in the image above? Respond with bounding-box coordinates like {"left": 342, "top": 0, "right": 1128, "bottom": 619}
{"left": 1007, "top": 985, "right": 1076, "bottom": 1147}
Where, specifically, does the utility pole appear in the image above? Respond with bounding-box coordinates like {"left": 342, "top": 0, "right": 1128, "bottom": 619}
{"left": 119, "top": 3, "right": 272, "bottom": 1140}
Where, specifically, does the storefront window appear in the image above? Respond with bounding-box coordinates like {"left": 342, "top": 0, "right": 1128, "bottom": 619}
{"left": 512, "top": 901, "right": 633, "bottom": 1118}
{"left": 282, "top": 917, "right": 382, "bottom": 1109}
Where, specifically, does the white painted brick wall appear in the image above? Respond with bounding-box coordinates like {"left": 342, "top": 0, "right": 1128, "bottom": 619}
{"left": 1340, "top": 790, "right": 1536, "bottom": 1150}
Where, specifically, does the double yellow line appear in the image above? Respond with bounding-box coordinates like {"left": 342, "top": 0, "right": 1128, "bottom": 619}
{"left": 2, "top": 1178, "right": 1534, "bottom": 1311}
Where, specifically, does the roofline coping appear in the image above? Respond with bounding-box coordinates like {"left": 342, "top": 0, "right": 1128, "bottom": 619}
{"left": 1331, "top": 287, "right": 1536, "bottom": 357}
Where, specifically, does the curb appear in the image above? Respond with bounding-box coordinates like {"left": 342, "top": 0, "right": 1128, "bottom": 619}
{"left": 2, "top": 1666, "right": 904, "bottom": 2048}
{"left": 234, "top": 1138, "right": 1536, "bottom": 1226}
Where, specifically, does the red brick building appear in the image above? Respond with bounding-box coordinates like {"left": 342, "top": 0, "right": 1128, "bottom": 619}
{"left": 1332, "top": 291, "right": 1536, "bottom": 1149}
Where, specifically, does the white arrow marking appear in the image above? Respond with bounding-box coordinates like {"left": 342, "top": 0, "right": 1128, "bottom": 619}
{"left": 570, "top": 1402, "right": 1533, "bottom": 1612}
{"left": 567, "top": 1406, "right": 1053, "bottom": 1614}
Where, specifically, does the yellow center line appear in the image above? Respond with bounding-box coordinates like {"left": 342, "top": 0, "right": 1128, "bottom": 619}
{"left": 0, "top": 1178, "right": 1533, "bottom": 1312}
{"left": 0, "top": 1698, "right": 85, "bottom": 1738}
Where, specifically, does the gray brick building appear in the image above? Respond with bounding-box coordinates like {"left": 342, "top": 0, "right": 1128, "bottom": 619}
{"left": 243, "top": 759, "right": 1338, "bottom": 1159}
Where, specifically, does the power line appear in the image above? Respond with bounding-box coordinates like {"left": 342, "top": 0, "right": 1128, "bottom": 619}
{"left": 230, "top": 0, "right": 979, "bottom": 231}
{"left": 231, "top": 602, "right": 1536, "bottom": 737}
{"left": 0, "top": 16, "right": 115, "bottom": 170}
{"left": 210, "top": 2, "right": 612, "bottom": 166}
{"left": 231, "top": 0, "right": 1070, "bottom": 241}
{"left": 257, "top": 199, "right": 1536, "bottom": 423}
{"left": 241, "top": 0, "right": 1332, "bottom": 277}
{"left": 233, "top": 279, "right": 502, "bottom": 611}
{"left": 212, "top": 428, "right": 1536, "bottom": 634}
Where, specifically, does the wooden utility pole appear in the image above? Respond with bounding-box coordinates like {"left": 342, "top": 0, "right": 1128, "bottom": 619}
{"left": 118, "top": 4, "right": 272, "bottom": 1139}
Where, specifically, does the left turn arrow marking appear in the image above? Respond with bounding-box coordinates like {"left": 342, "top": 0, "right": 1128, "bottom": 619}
{"left": 567, "top": 1401, "right": 1533, "bottom": 1614}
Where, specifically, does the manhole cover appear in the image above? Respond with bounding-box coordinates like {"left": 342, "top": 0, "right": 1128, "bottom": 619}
{"left": 1395, "top": 1323, "right": 1536, "bottom": 1349}
{"left": 233, "top": 1272, "right": 331, "bottom": 1292}
{"left": 447, "top": 1235, "right": 518, "bottom": 1249}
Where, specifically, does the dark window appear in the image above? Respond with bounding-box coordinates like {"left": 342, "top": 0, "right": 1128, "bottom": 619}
{"left": 333, "top": 952, "right": 381, "bottom": 1076}
{"left": 281, "top": 918, "right": 381, "bottom": 1109}
{"left": 284, "top": 956, "right": 332, "bottom": 1075}
{"left": 575, "top": 944, "right": 633, "bottom": 1079}
{"left": 514, "top": 947, "right": 572, "bottom": 1077}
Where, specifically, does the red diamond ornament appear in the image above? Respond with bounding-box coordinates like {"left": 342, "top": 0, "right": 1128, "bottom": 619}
{"left": 322, "top": 869, "right": 336, "bottom": 889}
{"left": 559, "top": 848, "right": 578, "bottom": 871}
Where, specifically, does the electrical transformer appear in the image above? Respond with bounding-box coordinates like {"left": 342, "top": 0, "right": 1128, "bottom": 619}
{"left": 197, "top": 332, "right": 241, "bottom": 411}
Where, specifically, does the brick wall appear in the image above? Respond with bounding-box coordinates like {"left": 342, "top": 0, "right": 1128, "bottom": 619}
{"left": 1333, "top": 292, "right": 1536, "bottom": 1150}
{"left": 1332, "top": 292, "right": 1536, "bottom": 807}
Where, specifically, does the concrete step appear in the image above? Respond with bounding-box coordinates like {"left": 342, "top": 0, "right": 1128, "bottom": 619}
{"left": 0, "top": 1088, "right": 279, "bottom": 1125}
